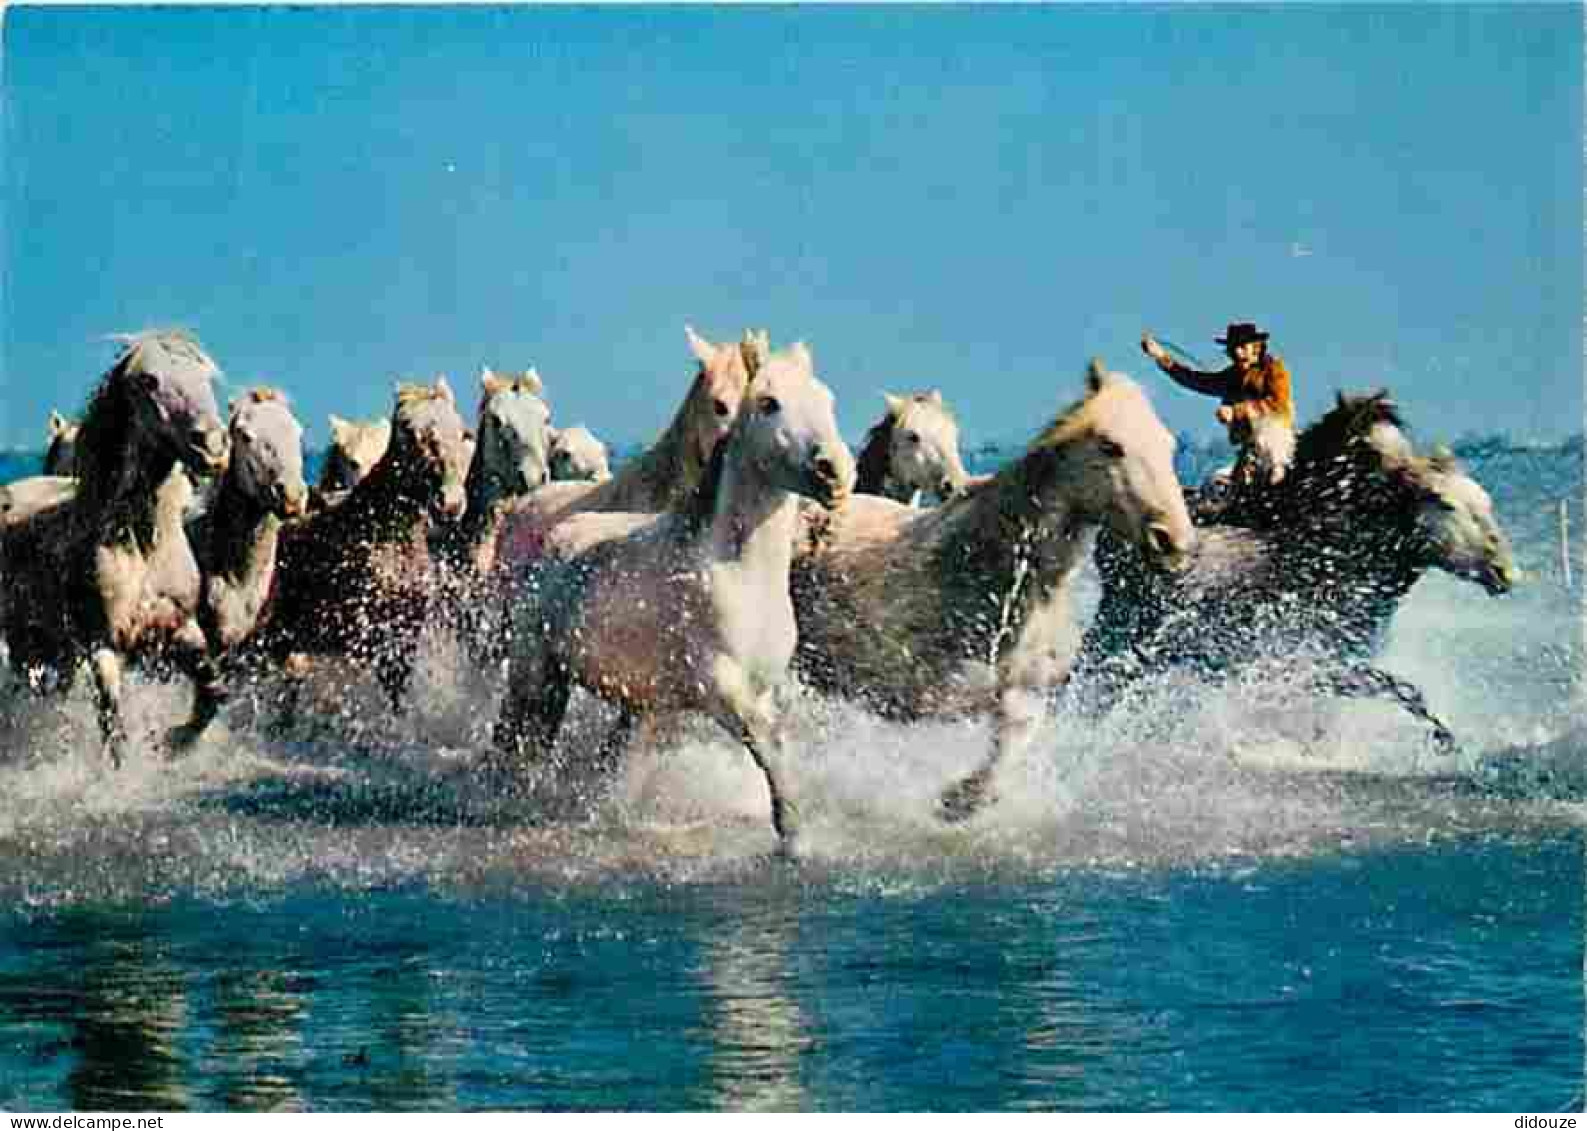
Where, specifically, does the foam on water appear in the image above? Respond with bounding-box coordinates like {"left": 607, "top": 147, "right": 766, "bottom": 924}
{"left": 0, "top": 555, "right": 1579, "bottom": 912}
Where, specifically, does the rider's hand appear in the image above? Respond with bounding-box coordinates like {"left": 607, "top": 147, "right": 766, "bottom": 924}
{"left": 1140, "top": 333, "right": 1170, "bottom": 366}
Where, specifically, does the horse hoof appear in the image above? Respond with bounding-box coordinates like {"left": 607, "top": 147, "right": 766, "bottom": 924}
{"left": 939, "top": 773, "right": 994, "bottom": 824}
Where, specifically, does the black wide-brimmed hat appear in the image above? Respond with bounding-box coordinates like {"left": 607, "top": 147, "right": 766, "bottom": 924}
{"left": 1215, "top": 322, "right": 1270, "bottom": 348}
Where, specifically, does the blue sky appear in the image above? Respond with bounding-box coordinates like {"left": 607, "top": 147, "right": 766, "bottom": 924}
{"left": 3, "top": 4, "right": 1581, "bottom": 452}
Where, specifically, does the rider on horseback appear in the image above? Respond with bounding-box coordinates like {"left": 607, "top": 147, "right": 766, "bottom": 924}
{"left": 1141, "top": 322, "right": 1296, "bottom": 515}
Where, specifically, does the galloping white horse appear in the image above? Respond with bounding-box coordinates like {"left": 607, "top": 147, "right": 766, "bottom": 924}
{"left": 493, "top": 340, "right": 854, "bottom": 857}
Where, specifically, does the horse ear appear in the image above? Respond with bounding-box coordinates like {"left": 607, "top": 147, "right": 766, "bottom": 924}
{"left": 883, "top": 392, "right": 906, "bottom": 415}
{"left": 739, "top": 329, "right": 769, "bottom": 376}
{"left": 685, "top": 324, "right": 716, "bottom": 366}
{"left": 435, "top": 375, "right": 455, "bottom": 404}
{"left": 522, "top": 367, "right": 544, "bottom": 395}
{"left": 328, "top": 414, "right": 350, "bottom": 443}
{"left": 47, "top": 410, "right": 67, "bottom": 437}
{"left": 925, "top": 389, "right": 945, "bottom": 407}
{"left": 789, "top": 341, "right": 814, "bottom": 372}
{"left": 1085, "top": 357, "right": 1108, "bottom": 393}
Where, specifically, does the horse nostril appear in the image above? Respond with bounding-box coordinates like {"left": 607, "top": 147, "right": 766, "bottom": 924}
{"left": 1146, "top": 524, "right": 1176, "bottom": 559}
{"left": 815, "top": 456, "right": 837, "bottom": 482}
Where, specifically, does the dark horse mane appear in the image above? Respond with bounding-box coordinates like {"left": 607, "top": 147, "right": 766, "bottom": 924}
{"left": 1222, "top": 388, "right": 1406, "bottom": 531}
{"left": 852, "top": 413, "right": 897, "bottom": 496}
{"left": 1291, "top": 389, "right": 1404, "bottom": 472}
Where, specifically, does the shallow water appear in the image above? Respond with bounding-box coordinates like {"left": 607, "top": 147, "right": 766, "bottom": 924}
{"left": 0, "top": 445, "right": 1582, "bottom": 1111}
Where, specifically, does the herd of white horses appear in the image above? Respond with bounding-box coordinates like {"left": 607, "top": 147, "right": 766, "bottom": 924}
{"left": 0, "top": 327, "right": 1517, "bottom": 857}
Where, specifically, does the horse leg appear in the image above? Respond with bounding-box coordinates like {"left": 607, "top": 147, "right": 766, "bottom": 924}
{"left": 941, "top": 684, "right": 1045, "bottom": 822}
{"left": 491, "top": 643, "right": 572, "bottom": 773}
{"left": 88, "top": 646, "right": 127, "bottom": 769}
{"left": 167, "top": 622, "right": 226, "bottom": 753}
{"left": 707, "top": 672, "right": 803, "bottom": 858}
{"left": 1321, "top": 664, "right": 1457, "bottom": 752}
{"left": 270, "top": 652, "right": 310, "bottom": 735}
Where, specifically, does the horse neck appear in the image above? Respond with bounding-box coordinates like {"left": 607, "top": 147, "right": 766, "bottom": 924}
{"left": 75, "top": 426, "right": 183, "bottom": 551}
{"left": 199, "top": 468, "right": 281, "bottom": 584}
{"left": 460, "top": 437, "right": 507, "bottom": 545}
{"left": 613, "top": 394, "right": 709, "bottom": 512}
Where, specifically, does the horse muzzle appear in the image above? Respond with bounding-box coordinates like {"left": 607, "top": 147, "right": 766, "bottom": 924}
{"left": 1479, "top": 557, "right": 1518, "bottom": 596}
{"left": 809, "top": 466, "right": 851, "bottom": 510}
{"left": 276, "top": 483, "right": 309, "bottom": 520}
{"left": 1143, "top": 519, "right": 1195, "bottom": 573}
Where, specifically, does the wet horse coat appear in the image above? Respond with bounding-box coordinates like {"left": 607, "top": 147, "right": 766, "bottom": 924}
{"left": 254, "top": 377, "right": 470, "bottom": 710}
{"left": 174, "top": 388, "right": 309, "bottom": 744}
{"left": 790, "top": 362, "right": 1195, "bottom": 818}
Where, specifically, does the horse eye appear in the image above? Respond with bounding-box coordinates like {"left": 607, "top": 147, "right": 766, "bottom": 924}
{"left": 712, "top": 398, "right": 730, "bottom": 418}
{"left": 902, "top": 430, "right": 921, "bottom": 445}
{"left": 1098, "top": 438, "right": 1126, "bottom": 459}
{"left": 758, "top": 396, "right": 781, "bottom": 416}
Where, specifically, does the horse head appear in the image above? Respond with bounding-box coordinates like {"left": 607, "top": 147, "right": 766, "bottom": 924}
{"left": 1403, "top": 446, "right": 1517, "bottom": 595}
{"left": 473, "top": 365, "right": 553, "bottom": 504}
{"left": 320, "top": 414, "right": 392, "bottom": 494}
{"left": 733, "top": 341, "right": 854, "bottom": 510}
{"left": 1034, "top": 359, "right": 1194, "bottom": 571}
{"left": 869, "top": 390, "right": 969, "bottom": 502}
{"left": 390, "top": 376, "right": 470, "bottom": 521}
{"left": 113, "top": 330, "right": 229, "bottom": 477}
{"left": 228, "top": 388, "right": 308, "bottom": 519}
{"left": 548, "top": 425, "right": 612, "bottom": 482}
{"left": 683, "top": 324, "right": 760, "bottom": 473}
